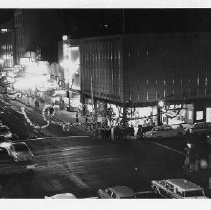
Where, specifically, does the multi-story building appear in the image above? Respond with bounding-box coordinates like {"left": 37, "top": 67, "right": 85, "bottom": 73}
{"left": 0, "top": 20, "right": 15, "bottom": 70}
{"left": 58, "top": 35, "right": 80, "bottom": 90}
{"left": 80, "top": 32, "right": 211, "bottom": 126}
{"left": 14, "top": 9, "right": 65, "bottom": 64}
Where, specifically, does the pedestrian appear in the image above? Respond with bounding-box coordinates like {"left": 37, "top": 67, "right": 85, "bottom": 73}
{"left": 137, "top": 125, "right": 143, "bottom": 139}
{"left": 76, "top": 111, "right": 79, "bottom": 123}
{"left": 130, "top": 125, "right": 135, "bottom": 137}
{"left": 111, "top": 126, "right": 114, "bottom": 141}
{"left": 62, "top": 123, "right": 66, "bottom": 131}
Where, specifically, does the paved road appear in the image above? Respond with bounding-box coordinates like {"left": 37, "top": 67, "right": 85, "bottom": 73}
{"left": 0, "top": 97, "right": 210, "bottom": 198}
{"left": 0, "top": 136, "right": 186, "bottom": 198}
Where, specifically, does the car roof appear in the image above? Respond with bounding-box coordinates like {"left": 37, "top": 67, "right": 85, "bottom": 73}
{"left": 109, "top": 186, "right": 134, "bottom": 197}
{"left": 0, "top": 125, "right": 9, "bottom": 129}
{"left": 45, "top": 193, "right": 77, "bottom": 199}
{"left": 11, "top": 142, "right": 29, "bottom": 148}
{"left": 155, "top": 125, "right": 172, "bottom": 129}
{"left": 166, "top": 179, "right": 203, "bottom": 191}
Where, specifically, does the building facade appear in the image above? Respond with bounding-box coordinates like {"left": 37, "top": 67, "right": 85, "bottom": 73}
{"left": 14, "top": 9, "right": 65, "bottom": 64}
{"left": 80, "top": 32, "right": 211, "bottom": 125}
{"left": 0, "top": 20, "right": 15, "bottom": 70}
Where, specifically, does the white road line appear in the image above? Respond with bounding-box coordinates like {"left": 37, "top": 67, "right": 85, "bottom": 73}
{"left": 149, "top": 141, "right": 186, "bottom": 156}
{"left": 25, "top": 136, "right": 90, "bottom": 141}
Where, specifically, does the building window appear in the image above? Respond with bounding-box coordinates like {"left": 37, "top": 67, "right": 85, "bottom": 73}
{"left": 196, "top": 111, "right": 203, "bottom": 121}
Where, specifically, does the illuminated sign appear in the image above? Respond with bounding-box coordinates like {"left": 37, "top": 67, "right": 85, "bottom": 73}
{"left": 62, "top": 35, "right": 68, "bottom": 41}
{"left": 206, "top": 108, "right": 211, "bottom": 122}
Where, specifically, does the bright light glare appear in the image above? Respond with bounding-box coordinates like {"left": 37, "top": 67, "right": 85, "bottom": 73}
{"left": 158, "top": 100, "right": 164, "bottom": 107}
{"left": 14, "top": 74, "right": 48, "bottom": 91}
{"left": 63, "top": 35, "right": 68, "bottom": 41}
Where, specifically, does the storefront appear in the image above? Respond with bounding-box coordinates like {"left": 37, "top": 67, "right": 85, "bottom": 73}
{"left": 161, "top": 104, "right": 194, "bottom": 125}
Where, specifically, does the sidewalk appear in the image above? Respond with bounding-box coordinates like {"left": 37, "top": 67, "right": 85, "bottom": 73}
{"left": 10, "top": 95, "right": 91, "bottom": 136}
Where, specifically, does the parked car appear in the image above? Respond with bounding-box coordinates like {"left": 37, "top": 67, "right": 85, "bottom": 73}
{"left": 6, "top": 142, "right": 34, "bottom": 163}
{"left": 143, "top": 125, "right": 184, "bottom": 139}
{"left": 0, "top": 125, "right": 12, "bottom": 140}
{"left": 189, "top": 122, "right": 211, "bottom": 135}
{"left": 151, "top": 178, "right": 208, "bottom": 199}
{"left": 171, "top": 123, "right": 192, "bottom": 134}
{"left": 98, "top": 186, "right": 135, "bottom": 198}
{"left": 5, "top": 92, "right": 22, "bottom": 100}
{"left": 0, "top": 142, "right": 35, "bottom": 172}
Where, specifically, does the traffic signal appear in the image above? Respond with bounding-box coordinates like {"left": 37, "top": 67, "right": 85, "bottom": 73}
{"left": 66, "top": 90, "right": 69, "bottom": 98}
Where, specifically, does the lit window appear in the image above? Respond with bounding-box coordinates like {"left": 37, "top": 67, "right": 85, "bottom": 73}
{"left": 196, "top": 111, "right": 203, "bottom": 121}
{"left": 1, "top": 29, "right": 8, "bottom": 33}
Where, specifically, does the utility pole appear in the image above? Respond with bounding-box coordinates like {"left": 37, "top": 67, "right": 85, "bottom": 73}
{"left": 122, "top": 9, "right": 125, "bottom": 34}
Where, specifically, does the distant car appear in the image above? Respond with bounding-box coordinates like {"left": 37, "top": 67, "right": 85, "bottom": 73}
{"left": 5, "top": 92, "right": 22, "bottom": 100}
{"left": 151, "top": 179, "right": 208, "bottom": 199}
{"left": 189, "top": 122, "right": 211, "bottom": 135}
{"left": 98, "top": 186, "right": 135, "bottom": 199}
{"left": 143, "top": 125, "right": 184, "bottom": 139}
{"left": 0, "top": 125, "right": 12, "bottom": 140}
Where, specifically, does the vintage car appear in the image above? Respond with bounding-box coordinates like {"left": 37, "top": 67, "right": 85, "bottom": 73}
{"left": 151, "top": 178, "right": 208, "bottom": 199}
{"left": 98, "top": 186, "right": 135, "bottom": 199}
{"left": 7, "top": 142, "right": 34, "bottom": 163}
{"left": 189, "top": 122, "right": 211, "bottom": 135}
{"left": 143, "top": 125, "right": 185, "bottom": 139}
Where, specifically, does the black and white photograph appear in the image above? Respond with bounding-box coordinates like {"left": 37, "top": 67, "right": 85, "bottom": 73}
{"left": 0, "top": 0, "right": 211, "bottom": 209}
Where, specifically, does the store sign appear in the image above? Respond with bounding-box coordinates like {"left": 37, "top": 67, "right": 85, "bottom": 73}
{"left": 206, "top": 108, "right": 211, "bottom": 122}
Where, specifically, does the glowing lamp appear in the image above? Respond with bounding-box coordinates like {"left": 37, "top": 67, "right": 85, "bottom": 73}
{"left": 158, "top": 100, "right": 164, "bottom": 107}
{"left": 62, "top": 35, "right": 68, "bottom": 41}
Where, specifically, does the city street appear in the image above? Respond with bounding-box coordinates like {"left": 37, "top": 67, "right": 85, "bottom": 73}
{"left": 0, "top": 97, "right": 211, "bottom": 198}
{"left": 0, "top": 97, "right": 187, "bottom": 198}
{"left": 0, "top": 136, "right": 186, "bottom": 198}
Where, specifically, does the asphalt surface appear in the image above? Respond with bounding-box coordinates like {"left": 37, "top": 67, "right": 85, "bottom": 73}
{"left": 0, "top": 97, "right": 210, "bottom": 199}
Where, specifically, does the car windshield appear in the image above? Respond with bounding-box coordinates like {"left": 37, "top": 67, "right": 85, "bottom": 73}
{"left": 184, "top": 190, "right": 204, "bottom": 197}
{"left": 13, "top": 144, "right": 29, "bottom": 152}
{"left": 0, "top": 127, "right": 9, "bottom": 133}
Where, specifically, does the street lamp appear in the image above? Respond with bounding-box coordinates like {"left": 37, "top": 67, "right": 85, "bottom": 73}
{"left": 157, "top": 99, "right": 165, "bottom": 126}
{"left": 158, "top": 100, "right": 164, "bottom": 108}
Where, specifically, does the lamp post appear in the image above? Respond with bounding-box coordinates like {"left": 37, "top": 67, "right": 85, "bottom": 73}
{"left": 158, "top": 100, "right": 165, "bottom": 126}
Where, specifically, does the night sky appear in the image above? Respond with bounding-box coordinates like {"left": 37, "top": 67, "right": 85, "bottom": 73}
{"left": 1, "top": 9, "right": 211, "bottom": 62}
{"left": 1, "top": 9, "right": 211, "bottom": 34}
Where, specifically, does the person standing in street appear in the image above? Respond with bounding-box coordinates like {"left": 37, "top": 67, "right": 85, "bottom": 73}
{"left": 76, "top": 111, "right": 79, "bottom": 123}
